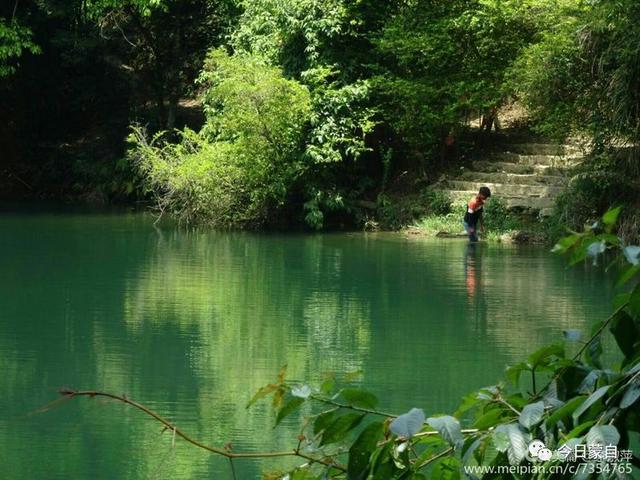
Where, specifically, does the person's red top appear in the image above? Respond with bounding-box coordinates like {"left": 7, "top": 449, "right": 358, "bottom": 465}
{"left": 468, "top": 195, "right": 485, "bottom": 212}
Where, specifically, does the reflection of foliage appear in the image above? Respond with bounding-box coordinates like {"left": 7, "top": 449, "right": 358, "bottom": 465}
{"left": 242, "top": 207, "right": 640, "bottom": 479}
{"left": 122, "top": 231, "right": 372, "bottom": 392}
{"left": 97, "top": 207, "right": 639, "bottom": 479}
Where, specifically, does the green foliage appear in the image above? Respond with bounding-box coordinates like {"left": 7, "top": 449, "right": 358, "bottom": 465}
{"left": 301, "top": 66, "right": 375, "bottom": 165}
{"left": 547, "top": 149, "right": 640, "bottom": 242}
{"left": 373, "top": 0, "right": 542, "bottom": 156}
{"left": 483, "top": 197, "right": 522, "bottom": 232}
{"left": 0, "top": 18, "right": 39, "bottom": 77}
{"left": 422, "top": 189, "right": 452, "bottom": 216}
{"left": 231, "top": 0, "right": 347, "bottom": 74}
{"left": 247, "top": 207, "right": 640, "bottom": 479}
{"left": 130, "top": 50, "right": 311, "bottom": 227}
{"left": 198, "top": 49, "right": 311, "bottom": 162}
{"left": 511, "top": 0, "right": 640, "bottom": 145}
{"left": 508, "top": 21, "right": 586, "bottom": 139}
{"left": 303, "top": 189, "right": 345, "bottom": 230}
{"left": 6, "top": 0, "right": 640, "bottom": 237}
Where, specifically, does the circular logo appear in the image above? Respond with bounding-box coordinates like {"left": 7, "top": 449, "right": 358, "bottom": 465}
{"left": 528, "top": 440, "right": 545, "bottom": 458}
{"left": 538, "top": 448, "right": 553, "bottom": 461}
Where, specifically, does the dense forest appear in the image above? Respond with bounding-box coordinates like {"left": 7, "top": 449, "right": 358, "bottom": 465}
{"left": 2, "top": 0, "right": 640, "bottom": 234}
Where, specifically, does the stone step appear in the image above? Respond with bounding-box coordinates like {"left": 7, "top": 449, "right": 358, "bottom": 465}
{"left": 540, "top": 207, "right": 555, "bottom": 216}
{"left": 443, "top": 180, "right": 563, "bottom": 198}
{"left": 439, "top": 189, "right": 556, "bottom": 210}
{"left": 472, "top": 160, "right": 535, "bottom": 174}
{"left": 459, "top": 170, "right": 566, "bottom": 186}
{"left": 493, "top": 152, "right": 583, "bottom": 166}
{"left": 503, "top": 143, "right": 581, "bottom": 156}
{"left": 471, "top": 160, "right": 569, "bottom": 176}
{"left": 533, "top": 164, "right": 572, "bottom": 176}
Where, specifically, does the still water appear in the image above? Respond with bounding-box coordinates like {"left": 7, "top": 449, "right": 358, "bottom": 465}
{"left": 0, "top": 210, "right": 614, "bottom": 479}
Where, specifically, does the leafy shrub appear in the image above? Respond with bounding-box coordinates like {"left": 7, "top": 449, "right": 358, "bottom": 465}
{"left": 483, "top": 197, "right": 521, "bottom": 232}
{"left": 548, "top": 149, "right": 640, "bottom": 242}
{"left": 508, "top": 20, "right": 586, "bottom": 140}
{"left": 130, "top": 49, "right": 311, "bottom": 227}
{"left": 422, "top": 188, "right": 451, "bottom": 216}
{"left": 0, "top": 18, "right": 40, "bottom": 77}
{"left": 303, "top": 189, "right": 345, "bottom": 230}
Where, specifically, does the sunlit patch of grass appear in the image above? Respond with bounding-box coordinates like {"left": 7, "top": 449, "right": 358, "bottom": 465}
{"left": 412, "top": 213, "right": 466, "bottom": 236}
{"left": 409, "top": 202, "right": 529, "bottom": 242}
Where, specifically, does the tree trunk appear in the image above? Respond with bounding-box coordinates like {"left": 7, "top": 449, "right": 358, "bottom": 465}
{"left": 166, "top": 94, "right": 178, "bottom": 130}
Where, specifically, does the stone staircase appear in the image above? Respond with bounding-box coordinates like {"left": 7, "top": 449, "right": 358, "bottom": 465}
{"left": 435, "top": 142, "right": 584, "bottom": 216}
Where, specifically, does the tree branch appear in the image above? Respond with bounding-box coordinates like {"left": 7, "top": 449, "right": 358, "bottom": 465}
{"left": 57, "top": 389, "right": 346, "bottom": 472}
{"left": 309, "top": 394, "right": 397, "bottom": 418}
{"left": 537, "top": 301, "right": 628, "bottom": 398}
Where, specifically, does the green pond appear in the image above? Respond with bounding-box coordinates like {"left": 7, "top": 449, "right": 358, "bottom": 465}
{"left": 0, "top": 210, "right": 616, "bottom": 479}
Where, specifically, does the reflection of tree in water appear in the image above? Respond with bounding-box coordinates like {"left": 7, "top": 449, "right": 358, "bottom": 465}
{"left": 119, "top": 230, "right": 374, "bottom": 475}
{"left": 0, "top": 217, "right": 616, "bottom": 479}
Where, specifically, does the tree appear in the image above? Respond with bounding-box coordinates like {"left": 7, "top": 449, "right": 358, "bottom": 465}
{"left": 0, "top": 16, "right": 39, "bottom": 77}
{"left": 86, "top": 0, "right": 238, "bottom": 129}
{"left": 130, "top": 49, "right": 311, "bottom": 227}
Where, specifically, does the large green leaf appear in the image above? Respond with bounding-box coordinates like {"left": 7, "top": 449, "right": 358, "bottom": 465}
{"left": 505, "top": 362, "right": 529, "bottom": 386}
{"left": 566, "top": 420, "right": 596, "bottom": 440}
{"left": 602, "top": 206, "right": 622, "bottom": 228}
{"left": 552, "top": 234, "right": 580, "bottom": 253}
{"left": 628, "top": 282, "right": 640, "bottom": 318}
{"left": 461, "top": 437, "right": 482, "bottom": 466}
{"left": 546, "top": 396, "right": 586, "bottom": 428}
{"left": 313, "top": 409, "right": 338, "bottom": 434}
{"left": 519, "top": 401, "right": 544, "bottom": 430}
{"left": 586, "top": 425, "right": 620, "bottom": 447}
{"left": 347, "top": 421, "right": 384, "bottom": 480}
{"left": 620, "top": 382, "right": 640, "bottom": 409}
{"left": 275, "top": 396, "right": 304, "bottom": 426}
{"left": 320, "top": 412, "right": 366, "bottom": 446}
{"left": 369, "top": 444, "right": 396, "bottom": 480}
{"left": 473, "top": 408, "right": 508, "bottom": 430}
{"left": 427, "top": 415, "right": 463, "bottom": 448}
{"left": 340, "top": 388, "right": 379, "bottom": 409}
{"left": 390, "top": 408, "right": 425, "bottom": 439}
{"left": 615, "top": 263, "right": 640, "bottom": 287}
{"left": 495, "top": 424, "right": 529, "bottom": 465}
{"left": 572, "top": 385, "right": 609, "bottom": 423}
{"left": 610, "top": 310, "right": 638, "bottom": 359}
{"left": 527, "top": 344, "right": 564, "bottom": 369}
{"left": 577, "top": 370, "right": 601, "bottom": 394}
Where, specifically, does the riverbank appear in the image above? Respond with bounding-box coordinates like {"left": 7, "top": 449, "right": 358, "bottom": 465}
{"left": 371, "top": 190, "right": 552, "bottom": 244}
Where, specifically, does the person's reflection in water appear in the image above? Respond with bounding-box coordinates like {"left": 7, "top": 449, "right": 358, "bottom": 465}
{"left": 464, "top": 242, "right": 488, "bottom": 327}
{"left": 464, "top": 243, "right": 480, "bottom": 299}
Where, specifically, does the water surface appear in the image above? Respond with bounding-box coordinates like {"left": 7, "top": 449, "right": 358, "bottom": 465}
{"left": 0, "top": 211, "right": 614, "bottom": 478}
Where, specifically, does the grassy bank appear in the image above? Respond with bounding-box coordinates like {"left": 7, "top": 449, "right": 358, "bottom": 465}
{"left": 375, "top": 189, "right": 549, "bottom": 243}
